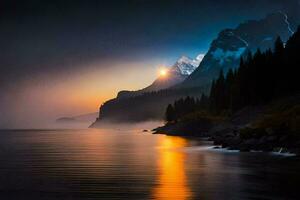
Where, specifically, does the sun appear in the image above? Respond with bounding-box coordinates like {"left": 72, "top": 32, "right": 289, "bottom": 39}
{"left": 159, "top": 68, "right": 168, "bottom": 77}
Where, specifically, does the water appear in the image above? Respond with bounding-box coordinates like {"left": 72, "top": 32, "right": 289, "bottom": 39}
{"left": 0, "top": 129, "right": 299, "bottom": 200}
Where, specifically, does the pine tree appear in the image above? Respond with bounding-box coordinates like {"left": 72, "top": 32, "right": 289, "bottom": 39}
{"left": 272, "top": 36, "right": 285, "bottom": 97}
{"left": 225, "top": 68, "right": 234, "bottom": 111}
{"left": 165, "top": 104, "right": 175, "bottom": 122}
{"left": 274, "top": 36, "right": 284, "bottom": 56}
{"left": 215, "top": 69, "right": 226, "bottom": 112}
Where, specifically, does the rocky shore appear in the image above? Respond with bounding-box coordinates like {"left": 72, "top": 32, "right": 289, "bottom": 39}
{"left": 154, "top": 123, "right": 300, "bottom": 155}
{"left": 153, "top": 100, "right": 300, "bottom": 155}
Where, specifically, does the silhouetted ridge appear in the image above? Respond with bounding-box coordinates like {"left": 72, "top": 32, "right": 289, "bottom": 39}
{"left": 179, "top": 11, "right": 299, "bottom": 89}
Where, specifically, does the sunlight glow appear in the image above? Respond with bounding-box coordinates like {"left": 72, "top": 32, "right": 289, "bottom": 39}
{"left": 159, "top": 68, "right": 168, "bottom": 77}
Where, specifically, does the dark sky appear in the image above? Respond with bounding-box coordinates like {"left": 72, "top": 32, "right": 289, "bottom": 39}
{"left": 0, "top": 0, "right": 298, "bottom": 128}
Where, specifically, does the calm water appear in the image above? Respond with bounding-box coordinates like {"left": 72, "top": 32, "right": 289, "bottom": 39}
{"left": 0, "top": 128, "right": 299, "bottom": 200}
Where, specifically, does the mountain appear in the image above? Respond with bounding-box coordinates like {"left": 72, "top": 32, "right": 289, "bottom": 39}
{"left": 180, "top": 11, "right": 299, "bottom": 88}
{"left": 90, "top": 11, "right": 300, "bottom": 126}
{"left": 157, "top": 27, "right": 300, "bottom": 154}
{"left": 90, "top": 55, "right": 204, "bottom": 126}
{"left": 56, "top": 112, "right": 98, "bottom": 124}
{"left": 117, "top": 54, "right": 202, "bottom": 99}
{"left": 89, "top": 86, "right": 205, "bottom": 126}
{"left": 174, "top": 55, "right": 203, "bottom": 75}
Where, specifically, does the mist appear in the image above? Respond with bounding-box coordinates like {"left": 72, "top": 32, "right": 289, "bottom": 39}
{"left": 0, "top": 60, "right": 161, "bottom": 129}
{"left": 89, "top": 120, "right": 164, "bottom": 132}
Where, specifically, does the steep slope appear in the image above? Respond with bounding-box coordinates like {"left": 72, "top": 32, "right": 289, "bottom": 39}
{"left": 180, "top": 11, "right": 298, "bottom": 88}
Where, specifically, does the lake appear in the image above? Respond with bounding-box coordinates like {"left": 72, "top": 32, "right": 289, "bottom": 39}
{"left": 0, "top": 128, "right": 299, "bottom": 200}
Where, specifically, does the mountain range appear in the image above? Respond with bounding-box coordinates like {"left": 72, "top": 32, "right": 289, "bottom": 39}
{"left": 90, "top": 10, "right": 300, "bottom": 127}
{"left": 180, "top": 11, "right": 298, "bottom": 88}
{"left": 117, "top": 54, "right": 203, "bottom": 99}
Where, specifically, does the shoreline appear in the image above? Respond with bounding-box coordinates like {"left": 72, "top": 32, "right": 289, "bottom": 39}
{"left": 153, "top": 96, "right": 300, "bottom": 156}
{"left": 152, "top": 122, "right": 300, "bottom": 156}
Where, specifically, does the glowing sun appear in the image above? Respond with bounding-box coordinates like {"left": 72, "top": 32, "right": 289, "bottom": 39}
{"left": 159, "top": 68, "right": 168, "bottom": 77}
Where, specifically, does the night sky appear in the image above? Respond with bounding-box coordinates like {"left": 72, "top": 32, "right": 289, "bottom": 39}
{"left": 0, "top": 0, "right": 298, "bottom": 128}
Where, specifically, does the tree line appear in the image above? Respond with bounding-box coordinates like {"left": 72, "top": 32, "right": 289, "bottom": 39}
{"left": 166, "top": 26, "right": 300, "bottom": 122}
{"left": 99, "top": 85, "right": 206, "bottom": 122}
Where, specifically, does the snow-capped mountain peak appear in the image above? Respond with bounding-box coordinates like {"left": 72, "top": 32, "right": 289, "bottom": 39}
{"left": 196, "top": 54, "right": 205, "bottom": 62}
{"left": 173, "top": 54, "right": 204, "bottom": 75}
{"left": 177, "top": 55, "right": 193, "bottom": 64}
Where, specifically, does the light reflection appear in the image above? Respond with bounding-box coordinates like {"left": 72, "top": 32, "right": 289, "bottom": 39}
{"left": 153, "top": 136, "right": 192, "bottom": 200}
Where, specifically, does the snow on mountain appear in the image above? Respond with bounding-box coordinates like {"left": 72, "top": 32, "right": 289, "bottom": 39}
{"left": 279, "top": 11, "right": 295, "bottom": 35}
{"left": 173, "top": 54, "right": 204, "bottom": 75}
{"left": 196, "top": 54, "right": 205, "bottom": 62}
{"left": 116, "top": 53, "right": 203, "bottom": 99}
{"left": 180, "top": 11, "right": 299, "bottom": 89}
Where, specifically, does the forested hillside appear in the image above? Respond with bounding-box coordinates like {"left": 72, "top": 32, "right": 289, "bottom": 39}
{"left": 165, "top": 28, "right": 300, "bottom": 122}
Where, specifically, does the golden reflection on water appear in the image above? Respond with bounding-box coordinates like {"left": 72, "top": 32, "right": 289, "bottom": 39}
{"left": 153, "top": 136, "right": 192, "bottom": 200}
